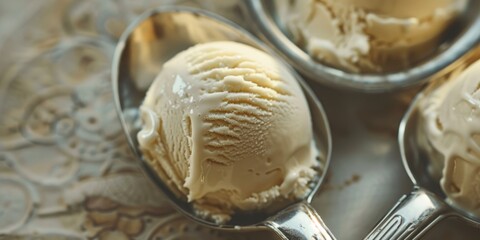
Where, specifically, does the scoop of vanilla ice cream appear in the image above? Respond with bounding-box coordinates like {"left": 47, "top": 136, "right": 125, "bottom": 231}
{"left": 278, "top": 0, "right": 465, "bottom": 73}
{"left": 419, "top": 59, "right": 480, "bottom": 217}
{"left": 137, "top": 41, "right": 319, "bottom": 223}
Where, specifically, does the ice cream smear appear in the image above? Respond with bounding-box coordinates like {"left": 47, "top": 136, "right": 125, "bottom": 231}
{"left": 419, "top": 59, "right": 480, "bottom": 217}
{"left": 278, "top": 0, "right": 466, "bottom": 73}
{"left": 137, "top": 41, "right": 321, "bottom": 223}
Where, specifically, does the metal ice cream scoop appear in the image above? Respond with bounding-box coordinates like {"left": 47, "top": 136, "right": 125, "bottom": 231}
{"left": 244, "top": 0, "right": 480, "bottom": 92}
{"left": 112, "top": 7, "right": 335, "bottom": 240}
{"left": 365, "top": 51, "right": 480, "bottom": 240}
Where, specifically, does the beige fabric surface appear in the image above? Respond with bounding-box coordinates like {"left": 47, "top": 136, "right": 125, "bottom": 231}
{"left": 0, "top": 0, "right": 273, "bottom": 239}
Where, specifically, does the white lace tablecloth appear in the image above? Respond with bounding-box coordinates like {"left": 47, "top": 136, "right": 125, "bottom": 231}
{"left": 0, "top": 1, "right": 272, "bottom": 239}
{"left": 0, "top": 1, "right": 479, "bottom": 239}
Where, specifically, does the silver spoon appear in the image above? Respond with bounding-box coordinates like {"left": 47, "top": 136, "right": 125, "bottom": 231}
{"left": 244, "top": 0, "right": 480, "bottom": 92}
{"left": 365, "top": 52, "right": 480, "bottom": 240}
{"left": 112, "top": 7, "right": 335, "bottom": 240}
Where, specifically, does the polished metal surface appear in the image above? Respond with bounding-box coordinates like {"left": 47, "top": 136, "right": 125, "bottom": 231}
{"left": 366, "top": 50, "right": 480, "bottom": 240}
{"left": 265, "top": 201, "right": 334, "bottom": 240}
{"left": 244, "top": 0, "right": 480, "bottom": 92}
{"left": 366, "top": 188, "right": 450, "bottom": 240}
{"left": 112, "top": 6, "right": 335, "bottom": 239}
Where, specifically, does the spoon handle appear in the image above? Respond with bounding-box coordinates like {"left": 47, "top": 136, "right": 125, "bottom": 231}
{"left": 365, "top": 186, "right": 450, "bottom": 240}
{"left": 263, "top": 201, "right": 336, "bottom": 240}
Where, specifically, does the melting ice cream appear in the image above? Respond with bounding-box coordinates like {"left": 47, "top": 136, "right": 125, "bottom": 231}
{"left": 137, "top": 41, "right": 320, "bottom": 223}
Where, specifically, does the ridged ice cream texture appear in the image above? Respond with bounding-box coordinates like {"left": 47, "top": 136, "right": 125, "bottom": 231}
{"left": 137, "top": 41, "right": 319, "bottom": 223}
{"left": 419, "top": 59, "right": 480, "bottom": 217}
{"left": 278, "top": 0, "right": 466, "bottom": 73}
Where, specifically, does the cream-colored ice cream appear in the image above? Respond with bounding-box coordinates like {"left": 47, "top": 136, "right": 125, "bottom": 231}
{"left": 419, "top": 59, "right": 480, "bottom": 217}
{"left": 278, "top": 0, "right": 466, "bottom": 73}
{"left": 137, "top": 41, "right": 319, "bottom": 223}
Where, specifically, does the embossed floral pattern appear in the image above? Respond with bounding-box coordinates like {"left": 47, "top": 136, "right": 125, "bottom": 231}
{"left": 0, "top": 0, "right": 274, "bottom": 239}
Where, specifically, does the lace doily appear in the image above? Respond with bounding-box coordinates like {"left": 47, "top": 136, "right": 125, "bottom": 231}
{"left": 0, "top": 0, "right": 273, "bottom": 239}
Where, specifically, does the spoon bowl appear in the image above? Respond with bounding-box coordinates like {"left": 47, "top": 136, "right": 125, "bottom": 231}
{"left": 112, "top": 7, "right": 335, "bottom": 239}
{"left": 244, "top": 0, "right": 480, "bottom": 92}
{"left": 366, "top": 50, "right": 480, "bottom": 240}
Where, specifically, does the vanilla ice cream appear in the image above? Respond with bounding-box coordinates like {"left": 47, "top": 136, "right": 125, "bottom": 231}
{"left": 137, "top": 41, "right": 319, "bottom": 223}
{"left": 278, "top": 0, "right": 466, "bottom": 73}
{"left": 419, "top": 59, "right": 480, "bottom": 217}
